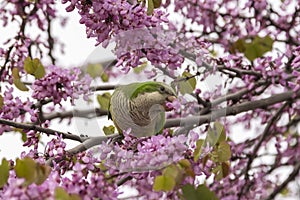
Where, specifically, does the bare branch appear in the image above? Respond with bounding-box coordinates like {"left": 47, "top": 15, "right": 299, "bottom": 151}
{"left": 0, "top": 118, "right": 84, "bottom": 142}
{"left": 211, "top": 80, "right": 266, "bottom": 106}
{"left": 43, "top": 108, "right": 108, "bottom": 121}
{"left": 90, "top": 85, "right": 117, "bottom": 91}
{"left": 45, "top": 12, "right": 56, "bottom": 65}
{"left": 238, "top": 102, "right": 289, "bottom": 199}
{"left": 265, "top": 162, "right": 300, "bottom": 200}
{"left": 165, "top": 90, "right": 299, "bottom": 128}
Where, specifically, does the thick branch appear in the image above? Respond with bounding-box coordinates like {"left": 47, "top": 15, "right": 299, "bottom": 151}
{"left": 46, "top": 133, "right": 119, "bottom": 166}
{"left": 165, "top": 90, "right": 299, "bottom": 128}
{"left": 68, "top": 133, "right": 118, "bottom": 155}
{"left": 90, "top": 85, "right": 117, "bottom": 91}
{"left": 43, "top": 108, "right": 108, "bottom": 121}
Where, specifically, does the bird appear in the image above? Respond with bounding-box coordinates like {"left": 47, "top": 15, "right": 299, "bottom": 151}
{"left": 108, "top": 81, "right": 177, "bottom": 138}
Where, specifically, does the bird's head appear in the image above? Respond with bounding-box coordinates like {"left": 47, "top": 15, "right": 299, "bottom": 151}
{"left": 128, "top": 81, "right": 177, "bottom": 111}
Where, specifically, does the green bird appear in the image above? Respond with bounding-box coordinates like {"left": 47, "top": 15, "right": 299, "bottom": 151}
{"left": 108, "top": 81, "right": 177, "bottom": 138}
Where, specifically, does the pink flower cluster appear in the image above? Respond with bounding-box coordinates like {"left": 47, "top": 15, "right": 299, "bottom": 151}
{"left": 292, "top": 46, "right": 300, "bottom": 69}
{"left": 31, "top": 65, "right": 91, "bottom": 105}
{"left": 288, "top": 46, "right": 300, "bottom": 92}
{"left": 0, "top": 86, "right": 37, "bottom": 135}
{"left": 62, "top": 162, "right": 118, "bottom": 199}
{"left": 63, "top": 0, "right": 168, "bottom": 45}
{"left": 0, "top": 0, "right": 57, "bottom": 81}
{"left": 165, "top": 0, "right": 299, "bottom": 55}
{"left": 0, "top": 171, "right": 59, "bottom": 200}
{"left": 0, "top": 163, "right": 118, "bottom": 200}
{"left": 98, "top": 134, "right": 188, "bottom": 172}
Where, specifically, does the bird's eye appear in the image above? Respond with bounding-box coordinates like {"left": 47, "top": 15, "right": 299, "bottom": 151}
{"left": 159, "top": 86, "right": 165, "bottom": 92}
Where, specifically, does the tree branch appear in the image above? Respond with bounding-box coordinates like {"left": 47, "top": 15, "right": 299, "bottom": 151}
{"left": 45, "top": 133, "right": 119, "bottom": 166}
{"left": 43, "top": 108, "right": 108, "bottom": 121}
{"left": 238, "top": 102, "right": 289, "bottom": 199}
{"left": 265, "top": 162, "right": 300, "bottom": 200}
{"left": 165, "top": 90, "right": 299, "bottom": 128}
{"left": 211, "top": 80, "right": 266, "bottom": 106}
{"left": 45, "top": 12, "right": 56, "bottom": 65}
{"left": 90, "top": 85, "right": 117, "bottom": 91}
{"left": 0, "top": 118, "right": 84, "bottom": 142}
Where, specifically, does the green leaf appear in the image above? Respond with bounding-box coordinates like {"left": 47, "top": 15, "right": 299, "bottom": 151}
{"left": 147, "top": 0, "right": 154, "bottom": 15}
{"left": 35, "top": 164, "right": 51, "bottom": 185}
{"left": 21, "top": 131, "right": 28, "bottom": 142}
{"left": 212, "top": 165, "right": 221, "bottom": 180}
{"left": 33, "top": 58, "right": 46, "bottom": 79}
{"left": 101, "top": 72, "right": 109, "bottom": 82}
{"left": 97, "top": 92, "right": 111, "bottom": 111}
{"left": 178, "top": 72, "right": 197, "bottom": 94}
{"left": 280, "top": 187, "right": 289, "bottom": 196}
{"left": 54, "top": 187, "right": 81, "bottom": 200}
{"left": 0, "top": 95, "right": 3, "bottom": 110}
{"left": 206, "top": 122, "right": 226, "bottom": 147}
{"left": 24, "top": 57, "right": 35, "bottom": 74}
{"left": 244, "top": 43, "right": 258, "bottom": 61}
{"left": 182, "top": 184, "right": 199, "bottom": 200}
{"left": 133, "top": 62, "right": 147, "bottom": 74}
{"left": 163, "top": 164, "right": 180, "bottom": 181}
{"left": 153, "top": 175, "right": 176, "bottom": 191}
{"left": 215, "top": 122, "right": 226, "bottom": 143}
{"left": 153, "top": 0, "right": 162, "bottom": 8}
{"left": 55, "top": 187, "right": 70, "bottom": 200}
{"left": 13, "top": 78, "right": 29, "bottom": 91}
{"left": 212, "top": 162, "right": 230, "bottom": 180}
{"left": 24, "top": 57, "right": 45, "bottom": 79}
{"left": 216, "top": 141, "right": 231, "bottom": 162}
{"left": 103, "top": 125, "right": 115, "bottom": 135}
{"left": 0, "top": 159, "right": 10, "bottom": 188}
{"left": 182, "top": 184, "right": 218, "bottom": 200}
{"left": 193, "top": 139, "right": 204, "bottom": 162}
{"left": 15, "top": 157, "right": 37, "bottom": 185}
{"left": 229, "top": 39, "right": 246, "bottom": 54}
{"left": 12, "top": 68, "right": 29, "bottom": 91}
{"left": 221, "top": 162, "right": 230, "bottom": 178}
{"left": 86, "top": 63, "right": 103, "bottom": 79}
{"left": 231, "top": 36, "right": 274, "bottom": 61}
{"left": 15, "top": 157, "right": 51, "bottom": 186}
{"left": 178, "top": 159, "right": 195, "bottom": 178}
{"left": 178, "top": 159, "right": 191, "bottom": 169}
{"left": 196, "top": 184, "right": 218, "bottom": 200}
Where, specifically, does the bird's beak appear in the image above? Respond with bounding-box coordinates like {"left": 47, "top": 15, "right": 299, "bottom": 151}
{"left": 166, "top": 95, "right": 176, "bottom": 102}
{"left": 164, "top": 95, "right": 177, "bottom": 111}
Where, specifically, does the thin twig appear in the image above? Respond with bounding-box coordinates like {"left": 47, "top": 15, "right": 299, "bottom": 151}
{"left": 238, "top": 102, "right": 289, "bottom": 199}
{"left": 264, "top": 162, "right": 300, "bottom": 200}
{"left": 117, "top": 176, "right": 133, "bottom": 186}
